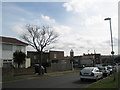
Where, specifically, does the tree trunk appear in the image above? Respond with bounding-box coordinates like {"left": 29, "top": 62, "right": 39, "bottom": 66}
{"left": 38, "top": 51, "right": 43, "bottom": 75}
{"left": 18, "top": 63, "right": 20, "bottom": 68}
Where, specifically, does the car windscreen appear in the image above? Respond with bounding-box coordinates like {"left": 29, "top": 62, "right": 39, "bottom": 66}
{"left": 98, "top": 67, "right": 105, "bottom": 71}
{"left": 82, "top": 68, "right": 93, "bottom": 72}
{"left": 107, "top": 67, "right": 112, "bottom": 69}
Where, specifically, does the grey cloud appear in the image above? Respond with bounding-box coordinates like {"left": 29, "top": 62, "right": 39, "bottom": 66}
{"left": 104, "top": 37, "right": 118, "bottom": 47}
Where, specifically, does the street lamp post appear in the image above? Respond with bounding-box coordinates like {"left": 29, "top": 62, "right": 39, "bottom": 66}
{"left": 104, "top": 17, "right": 115, "bottom": 81}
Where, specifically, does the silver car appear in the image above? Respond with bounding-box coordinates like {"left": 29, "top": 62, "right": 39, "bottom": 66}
{"left": 80, "top": 67, "right": 103, "bottom": 81}
{"left": 106, "top": 66, "right": 113, "bottom": 74}
{"left": 98, "top": 66, "right": 110, "bottom": 77}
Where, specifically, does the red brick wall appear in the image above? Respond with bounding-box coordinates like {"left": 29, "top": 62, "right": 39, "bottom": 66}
{"left": 50, "top": 51, "right": 64, "bottom": 60}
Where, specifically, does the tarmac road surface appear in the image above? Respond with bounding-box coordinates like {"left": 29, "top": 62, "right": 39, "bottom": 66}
{"left": 2, "top": 73, "right": 94, "bottom": 88}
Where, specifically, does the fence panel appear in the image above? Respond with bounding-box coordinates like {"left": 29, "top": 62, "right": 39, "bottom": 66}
{"left": 51, "top": 63, "right": 72, "bottom": 72}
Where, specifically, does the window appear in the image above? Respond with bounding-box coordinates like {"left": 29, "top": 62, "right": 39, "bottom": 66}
{"left": 2, "top": 44, "right": 12, "bottom": 51}
{"left": 94, "top": 68, "right": 99, "bottom": 72}
{"left": 54, "top": 54, "right": 57, "bottom": 59}
{"left": 96, "top": 69, "right": 99, "bottom": 72}
{"left": 34, "top": 55, "right": 37, "bottom": 59}
{"left": 8, "top": 60, "right": 12, "bottom": 62}
{"left": 3, "top": 60, "right": 7, "bottom": 62}
{"left": 52, "top": 60, "right": 58, "bottom": 63}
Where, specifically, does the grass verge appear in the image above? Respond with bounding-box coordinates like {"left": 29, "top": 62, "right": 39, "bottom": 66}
{"left": 3, "top": 77, "right": 24, "bottom": 83}
{"left": 86, "top": 71, "right": 120, "bottom": 88}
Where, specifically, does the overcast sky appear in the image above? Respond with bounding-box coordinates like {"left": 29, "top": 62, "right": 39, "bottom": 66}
{"left": 1, "top": 0, "right": 119, "bottom": 56}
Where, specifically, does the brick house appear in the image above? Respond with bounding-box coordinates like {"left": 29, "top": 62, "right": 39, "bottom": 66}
{"left": 79, "top": 53, "right": 101, "bottom": 67}
{"left": 27, "top": 51, "right": 50, "bottom": 66}
{"left": 27, "top": 50, "right": 72, "bottom": 72}
{"left": 27, "top": 50, "right": 64, "bottom": 66}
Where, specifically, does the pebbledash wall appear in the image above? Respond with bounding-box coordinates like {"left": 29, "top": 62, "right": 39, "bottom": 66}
{"left": 0, "top": 43, "right": 2, "bottom": 68}
{"left": 0, "top": 36, "right": 28, "bottom": 68}
{"left": 1, "top": 43, "right": 26, "bottom": 67}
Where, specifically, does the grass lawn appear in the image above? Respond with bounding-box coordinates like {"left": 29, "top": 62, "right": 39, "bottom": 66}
{"left": 86, "top": 71, "right": 120, "bottom": 88}
{"left": 3, "top": 77, "right": 24, "bottom": 82}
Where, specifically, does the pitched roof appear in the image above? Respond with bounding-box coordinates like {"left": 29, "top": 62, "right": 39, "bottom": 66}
{"left": 49, "top": 50, "right": 64, "bottom": 53}
{"left": 0, "top": 36, "right": 28, "bottom": 45}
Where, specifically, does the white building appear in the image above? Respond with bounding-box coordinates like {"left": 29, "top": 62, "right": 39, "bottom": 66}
{"left": 0, "top": 36, "right": 28, "bottom": 68}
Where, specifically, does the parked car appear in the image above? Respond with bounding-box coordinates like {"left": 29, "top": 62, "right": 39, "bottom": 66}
{"left": 106, "top": 66, "right": 113, "bottom": 74}
{"left": 80, "top": 67, "right": 103, "bottom": 81}
{"left": 98, "top": 66, "right": 110, "bottom": 77}
{"left": 116, "top": 63, "right": 120, "bottom": 66}
{"left": 34, "top": 64, "right": 45, "bottom": 74}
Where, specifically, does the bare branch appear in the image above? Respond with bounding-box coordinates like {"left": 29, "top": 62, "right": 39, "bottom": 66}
{"left": 21, "top": 24, "right": 59, "bottom": 52}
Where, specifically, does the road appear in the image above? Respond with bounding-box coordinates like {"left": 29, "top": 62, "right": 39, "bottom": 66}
{"left": 2, "top": 73, "right": 94, "bottom": 88}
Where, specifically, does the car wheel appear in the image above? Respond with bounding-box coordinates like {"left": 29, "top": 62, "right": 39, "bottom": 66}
{"left": 81, "top": 78, "right": 84, "bottom": 81}
{"left": 101, "top": 75, "right": 103, "bottom": 79}
{"left": 95, "top": 77, "right": 98, "bottom": 81}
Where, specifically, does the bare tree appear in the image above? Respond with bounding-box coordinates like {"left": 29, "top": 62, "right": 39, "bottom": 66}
{"left": 21, "top": 25, "right": 58, "bottom": 75}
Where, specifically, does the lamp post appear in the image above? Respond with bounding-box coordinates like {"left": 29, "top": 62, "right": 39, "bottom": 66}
{"left": 104, "top": 17, "right": 115, "bottom": 81}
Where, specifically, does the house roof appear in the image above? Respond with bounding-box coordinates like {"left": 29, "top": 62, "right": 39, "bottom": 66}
{"left": 0, "top": 36, "right": 28, "bottom": 45}
{"left": 49, "top": 50, "right": 64, "bottom": 53}
{"left": 81, "top": 55, "right": 93, "bottom": 59}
